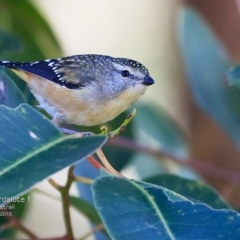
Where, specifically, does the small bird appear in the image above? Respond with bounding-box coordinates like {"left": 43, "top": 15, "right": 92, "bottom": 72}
{"left": 0, "top": 54, "right": 154, "bottom": 126}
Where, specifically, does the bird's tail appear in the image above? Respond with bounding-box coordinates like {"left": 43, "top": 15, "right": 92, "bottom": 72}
{"left": 0, "top": 60, "right": 31, "bottom": 84}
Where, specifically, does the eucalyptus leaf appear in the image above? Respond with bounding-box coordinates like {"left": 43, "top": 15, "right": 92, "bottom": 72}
{"left": 92, "top": 176, "right": 240, "bottom": 240}
{"left": 133, "top": 104, "right": 188, "bottom": 158}
{"left": 0, "top": 104, "right": 107, "bottom": 204}
{"left": 145, "top": 174, "right": 230, "bottom": 209}
{"left": 0, "top": 68, "right": 26, "bottom": 107}
{"left": 0, "top": 0, "right": 63, "bottom": 105}
{"left": 70, "top": 196, "right": 102, "bottom": 225}
{"left": 0, "top": 28, "right": 22, "bottom": 55}
{"left": 225, "top": 65, "right": 240, "bottom": 88}
{"left": 178, "top": 7, "right": 240, "bottom": 148}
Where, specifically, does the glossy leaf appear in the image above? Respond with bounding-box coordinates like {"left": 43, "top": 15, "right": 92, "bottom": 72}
{"left": 145, "top": 174, "right": 230, "bottom": 209}
{"left": 92, "top": 175, "right": 240, "bottom": 240}
{"left": 0, "top": 68, "right": 26, "bottom": 107}
{"left": 0, "top": 104, "right": 107, "bottom": 204}
{"left": 133, "top": 103, "right": 188, "bottom": 158}
{"left": 178, "top": 7, "right": 240, "bottom": 148}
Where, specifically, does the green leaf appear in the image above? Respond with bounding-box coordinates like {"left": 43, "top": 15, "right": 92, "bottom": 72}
{"left": 92, "top": 176, "right": 240, "bottom": 240}
{"left": 0, "top": 104, "right": 107, "bottom": 204}
{"left": 0, "top": 0, "right": 62, "bottom": 61}
{"left": 70, "top": 196, "right": 110, "bottom": 238}
{"left": 0, "top": 0, "right": 63, "bottom": 105}
{"left": 0, "top": 68, "right": 26, "bottom": 107}
{"left": 0, "top": 28, "right": 22, "bottom": 55}
{"left": 144, "top": 174, "right": 230, "bottom": 209}
{"left": 178, "top": 7, "right": 240, "bottom": 148}
{"left": 70, "top": 196, "right": 102, "bottom": 225}
{"left": 225, "top": 65, "right": 240, "bottom": 88}
{"left": 133, "top": 103, "right": 188, "bottom": 158}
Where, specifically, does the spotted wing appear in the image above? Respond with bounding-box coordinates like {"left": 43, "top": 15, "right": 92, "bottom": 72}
{"left": 0, "top": 56, "right": 95, "bottom": 89}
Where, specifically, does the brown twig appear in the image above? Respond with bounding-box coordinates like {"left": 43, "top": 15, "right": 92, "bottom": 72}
{"left": 0, "top": 209, "right": 38, "bottom": 239}
{"left": 107, "top": 137, "right": 240, "bottom": 184}
{"left": 48, "top": 167, "right": 75, "bottom": 240}
{"left": 48, "top": 178, "right": 61, "bottom": 190}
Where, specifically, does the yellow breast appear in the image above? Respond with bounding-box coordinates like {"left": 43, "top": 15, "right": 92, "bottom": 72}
{"left": 13, "top": 69, "right": 147, "bottom": 126}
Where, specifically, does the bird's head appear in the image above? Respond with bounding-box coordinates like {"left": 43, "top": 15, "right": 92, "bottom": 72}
{"left": 90, "top": 55, "right": 154, "bottom": 100}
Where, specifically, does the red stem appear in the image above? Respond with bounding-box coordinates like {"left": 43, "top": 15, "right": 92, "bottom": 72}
{"left": 87, "top": 155, "right": 103, "bottom": 169}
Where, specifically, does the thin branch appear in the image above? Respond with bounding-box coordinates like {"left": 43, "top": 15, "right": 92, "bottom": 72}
{"left": 48, "top": 178, "right": 62, "bottom": 190}
{"left": 0, "top": 209, "right": 38, "bottom": 239}
{"left": 60, "top": 166, "right": 75, "bottom": 240}
{"left": 0, "top": 220, "right": 15, "bottom": 231}
{"left": 86, "top": 155, "right": 103, "bottom": 170}
{"left": 87, "top": 151, "right": 120, "bottom": 176}
{"left": 105, "top": 109, "right": 136, "bottom": 138}
{"left": 96, "top": 148, "right": 121, "bottom": 176}
{"left": 107, "top": 137, "right": 240, "bottom": 184}
{"left": 48, "top": 167, "right": 75, "bottom": 240}
{"left": 79, "top": 223, "right": 104, "bottom": 240}
{"left": 98, "top": 109, "right": 136, "bottom": 138}
{"left": 40, "top": 236, "right": 72, "bottom": 240}
{"left": 73, "top": 176, "right": 94, "bottom": 184}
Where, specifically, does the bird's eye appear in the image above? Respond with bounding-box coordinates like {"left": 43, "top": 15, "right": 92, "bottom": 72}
{"left": 121, "top": 70, "right": 130, "bottom": 77}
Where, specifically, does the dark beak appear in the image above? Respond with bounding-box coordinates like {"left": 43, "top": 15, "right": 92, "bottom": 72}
{"left": 142, "top": 76, "right": 155, "bottom": 86}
